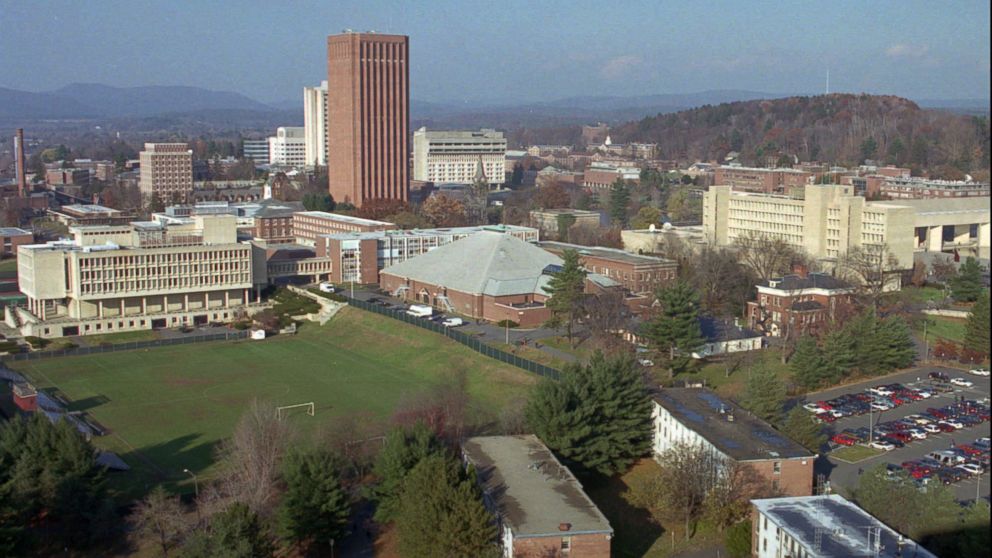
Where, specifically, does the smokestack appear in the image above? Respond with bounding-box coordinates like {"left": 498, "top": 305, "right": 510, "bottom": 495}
{"left": 14, "top": 128, "right": 27, "bottom": 198}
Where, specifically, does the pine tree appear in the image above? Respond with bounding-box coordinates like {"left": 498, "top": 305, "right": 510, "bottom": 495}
{"left": 278, "top": 448, "right": 351, "bottom": 550}
{"left": 371, "top": 422, "right": 444, "bottom": 522}
{"left": 643, "top": 281, "right": 705, "bottom": 376}
{"left": 542, "top": 249, "right": 587, "bottom": 345}
{"left": 181, "top": 503, "right": 273, "bottom": 558}
{"left": 950, "top": 257, "right": 984, "bottom": 302}
{"left": 821, "top": 328, "right": 856, "bottom": 384}
{"left": 525, "top": 352, "right": 653, "bottom": 475}
{"left": 873, "top": 316, "right": 916, "bottom": 371}
{"left": 740, "top": 367, "right": 785, "bottom": 423}
{"left": 608, "top": 178, "right": 630, "bottom": 226}
{"left": 779, "top": 406, "right": 826, "bottom": 452}
{"left": 964, "top": 290, "right": 990, "bottom": 358}
{"left": 395, "top": 456, "right": 498, "bottom": 558}
{"left": 790, "top": 335, "right": 826, "bottom": 390}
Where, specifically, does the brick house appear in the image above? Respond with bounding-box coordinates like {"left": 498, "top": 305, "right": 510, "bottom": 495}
{"left": 251, "top": 201, "right": 304, "bottom": 244}
{"left": 0, "top": 227, "right": 33, "bottom": 257}
{"left": 652, "top": 388, "right": 815, "bottom": 496}
{"left": 746, "top": 270, "right": 854, "bottom": 338}
{"left": 713, "top": 166, "right": 812, "bottom": 194}
{"left": 462, "top": 435, "right": 613, "bottom": 558}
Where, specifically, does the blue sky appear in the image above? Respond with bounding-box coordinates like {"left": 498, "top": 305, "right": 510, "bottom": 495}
{"left": 1, "top": 0, "right": 988, "bottom": 103}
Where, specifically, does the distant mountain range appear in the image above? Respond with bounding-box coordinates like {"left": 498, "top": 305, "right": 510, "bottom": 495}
{"left": 0, "top": 83, "right": 987, "bottom": 127}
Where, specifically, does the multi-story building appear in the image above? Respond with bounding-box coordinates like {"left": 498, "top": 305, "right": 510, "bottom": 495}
{"left": 538, "top": 241, "right": 677, "bottom": 299}
{"left": 875, "top": 177, "right": 990, "bottom": 199}
{"left": 529, "top": 209, "right": 601, "bottom": 238}
{"left": 713, "top": 165, "right": 812, "bottom": 194}
{"left": 250, "top": 201, "right": 305, "bottom": 244}
{"left": 317, "top": 224, "right": 539, "bottom": 284}
{"left": 46, "top": 168, "right": 91, "bottom": 187}
{"left": 292, "top": 211, "right": 396, "bottom": 246}
{"left": 703, "top": 184, "right": 917, "bottom": 272}
{"left": 267, "top": 127, "right": 306, "bottom": 167}
{"left": 242, "top": 139, "right": 270, "bottom": 165}
{"left": 412, "top": 128, "right": 507, "bottom": 185}
{"left": 49, "top": 204, "right": 133, "bottom": 227}
{"left": 303, "top": 81, "right": 328, "bottom": 167}
{"left": 582, "top": 162, "right": 641, "bottom": 190}
{"left": 0, "top": 227, "right": 32, "bottom": 257}
{"left": 652, "top": 388, "right": 815, "bottom": 497}
{"left": 746, "top": 268, "right": 855, "bottom": 338}
{"left": 139, "top": 143, "right": 194, "bottom": 202}
{"left": 751, "top": 495, "right": 936, "bottom": 558}
{"left": 327, "top": 31, "right": 409, "bottom": 206}
{"left": 12, "top": 215, "right": 266, "bottom": 339}
{"left": 462, "top": 435, "right": 613, "bottom": 558}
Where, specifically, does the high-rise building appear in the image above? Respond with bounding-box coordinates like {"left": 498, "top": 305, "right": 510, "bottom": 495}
{"left": 303, "top": 81, "right": 328, "bottom": 167}
{"left": 268, "top": 127, "right": 306, "bottom": 167}
{"left": 412, "top": 128, "right": 507, "bottom": 185}
{"left": 242, "top": 139, "right": 270, "bottom": 164}
{"left": 326, "top": 31, "right": 409, "bottom": 206}
{"left": 139, "top": 143, "right": 194, "bottom": 202}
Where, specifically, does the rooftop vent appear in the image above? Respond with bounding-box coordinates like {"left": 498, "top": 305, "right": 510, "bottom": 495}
{"left": 558, "top": 522, "right": 572, "bottom": 532}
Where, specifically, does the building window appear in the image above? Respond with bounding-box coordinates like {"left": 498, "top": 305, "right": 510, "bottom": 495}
{"left": 773, "top": 461, "right": 781, "bottom": 474}
{"left": 561, "top": 536, "right": 571, "bottom": 553}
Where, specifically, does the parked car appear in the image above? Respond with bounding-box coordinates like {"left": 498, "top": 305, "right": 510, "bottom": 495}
{"left": 950, "top": 377, "right": 975, "bottom": 388}
{"left": 803, "top": 403, "right": 823, "bottom": 413}
{"left": 441, "top": 317, "right": 464, "bottom": 327}
{"left": 922, "top": 423, "right": 943, "bottom": 434}
{"left": 969, "top": 368, "right": 990, "bottom": 377}
{"left": 929, "top": 371, "right": 950, "bottom": 381}
{"left": 957, "top": 445, "right": 984, "bottom": 457}
{"left": 974, "top": 437, "right": 991, "bottom": 450}
{"left": 831, "top": 433, "right": 858, "bottom": 446}
{"left": 940, "top": 419, "right": 965, "bottom": 429}
{"left": 957, "top": 462, "right": 984, "bottom": 476}
{"left": 869, "top": 440, "right": 896, "bottom": 451}
{"left": 907, "top": 428, "right": 927, "bottom": 440}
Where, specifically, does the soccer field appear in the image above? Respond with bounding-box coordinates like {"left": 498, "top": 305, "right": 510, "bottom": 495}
{"left": 11, "top": 307, "right": 536, "bottom": 494}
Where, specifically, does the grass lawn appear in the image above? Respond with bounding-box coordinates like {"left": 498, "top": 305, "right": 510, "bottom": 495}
{"left": 0, "top": 257, "right": 17, "bottom": 276}
{"left": 11, "top": 307, "right": 536, "bottom": 496}
{"left": 915, "top": 315, "right": 968, "bottom": 344}
{"left": 677, "top": 349, "right": 792, "bottom": 399}
{"left": 71, "top": 329, "right": 161, "bottom": 347}
{"left": 895, "top": 285, "right": 948, "bottom": 305}
{"left": 831, "top": 445, "right": 885, "bottom": 463}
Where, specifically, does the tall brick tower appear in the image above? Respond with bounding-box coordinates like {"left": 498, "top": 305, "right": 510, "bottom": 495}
{"left": 14, "top": 128, "right": 27, "bottom": 198}
{"left": 326, "top": 31, "right": 409, "bottom": 207}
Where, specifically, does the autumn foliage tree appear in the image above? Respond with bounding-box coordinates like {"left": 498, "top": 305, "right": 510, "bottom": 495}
{"left": 356, "top": 198, "right": 410, "bottom": 221}
{"left": 420, "top": 193, "right": 468, "bottom": 227}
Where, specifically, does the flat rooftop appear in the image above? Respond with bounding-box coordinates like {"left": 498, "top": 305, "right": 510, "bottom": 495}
{"left": 869, "top": 196, "right": 991, "bottom": 216}
{"left": 0, "top": 227, "right": 31, "bottom": 236}
{"left": 295, "top": 211, "right": 394, "bottom": 226}
{"left": 57, "top": 204, "right": 121, "bottom": 215}
{"left": 654, "top": 388, "right": 813, "bottom": 461}
{"left": 538, "top": 241, "right": 675, "bottom": 266}
{"left": 321, "top": 223, "right": 537, "bottom": 241}
{"left": 462, "top": 435, "right": 612, "bottom": 538}
{"left": 753, "top": 495, "right": 936, "bottom": 558}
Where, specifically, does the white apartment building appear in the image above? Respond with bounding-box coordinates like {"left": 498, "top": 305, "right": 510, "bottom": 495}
{"left": 10, "top": 216, "right": 267, "bottom": 339}
{"left": 703, "top": 184, "right": 916, "bottom": 271}
{"left": 242, "top": 139, "right": 270, "bottom": 164}
{"left": 268, "top": 127, "right": 307, "bottom": 167}
{"left": 303, "top": 81, "right": 328, "bottom": 166}
{"left": 139, "top": 143, "right": 193, "bottom": 201}
{"left": 413, "top": 127, "right": 506, "bottom": 185}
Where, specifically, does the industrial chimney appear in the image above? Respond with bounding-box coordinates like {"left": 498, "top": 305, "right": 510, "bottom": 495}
{"left": 14, "top": 128, "right": 27, "bottom": 198}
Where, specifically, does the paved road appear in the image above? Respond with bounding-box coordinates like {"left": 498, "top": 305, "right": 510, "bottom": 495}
{"left": 807, "top": 365, "right": 991, "bottom": 502}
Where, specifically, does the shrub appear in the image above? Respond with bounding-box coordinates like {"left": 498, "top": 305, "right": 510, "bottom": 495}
{"left": 24, "top": 336, "right": 50, "bottom": 349}
{"left": 0, "top": 341, "right": 22, "bottom": 353}
{"left": 495, "top": 320, "right": 518, "bottom": 328}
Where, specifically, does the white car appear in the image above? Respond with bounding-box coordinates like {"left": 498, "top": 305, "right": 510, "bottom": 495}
{"left": 905, "top": 414, "right": 932, "bottom": 425}
{"left": 441, "top": 317, "right": 464, "bottom": 327}
{"left": 318, "top": 282, "right": 336, "bottom": 293}
{"left": 950, "top": 377, "right": 974, "bottom": 387}
{"left": 907, "top": 428, "right": 927, "bottom": 440}
{"left": 637, "top": 358, "right": 654, "bottom": 367}
{"left": 956, "top": 463, "right": 984, "bottom": 476}
{"left": 869, "top": 386, "right": 894, "bottom": 396}
{"left": 939, "top": 419, "right": 964, "bottom": 429}
{"left": 869, "top": 440, "right": 896, "bottom": 451}
{"left": 922, "top": 423, "right": 942, "bottom": 434}
{"left": 913, "top": 389, "right": 934, "bottom": 399}
{"left": 803, "top": 403, "right": 822, "bottom": 413}
{"left": 969, "top": 368, "right": 990, "bottom": 377}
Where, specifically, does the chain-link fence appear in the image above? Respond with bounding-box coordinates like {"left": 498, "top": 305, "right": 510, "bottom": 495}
{"left": 346, "top": 297, "right": 560, "bottom": 380}
{"left": 1, "top": 330, "right": 250, "bottom": 363}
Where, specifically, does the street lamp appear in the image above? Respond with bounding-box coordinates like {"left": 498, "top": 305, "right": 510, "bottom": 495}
{"left": 183, "top": 468, "right": 198, "bottom": 498}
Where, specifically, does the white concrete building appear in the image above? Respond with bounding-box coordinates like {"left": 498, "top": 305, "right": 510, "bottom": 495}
{"left": 303, "top": 81, "right": 328, "bottom": 167}
{"left": 413, "top": 128, "right": 506, "bottom": 185}
{"left": 268, "top": 127, "right": 306, "bottom": 168}
{"left": 242, "top": 139, "right": 269, "bottom": 165}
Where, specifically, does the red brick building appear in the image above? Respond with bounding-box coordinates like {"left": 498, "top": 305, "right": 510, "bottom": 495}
{"left": 713, "top": 165, "right": 812, "bottom": 194}
{"left": 291, "top": 211, "right": 396, "bottom": 246}
{"left": 0, "top": 227, "right": 33, "bottom": 257}
{"left": 462, "top": 435, "right": 612, "bottom": 558}
{"left": 326, "top": 32, "right": 409, "bottom": 206}
{"left": 746, "top": 270, "right": 855, "bottom": 338}
{"left": 652, "top": 388, "right": 815, "bottom": 497}
{"left": 250, "top": 201, "right": 304, "bottom": 243}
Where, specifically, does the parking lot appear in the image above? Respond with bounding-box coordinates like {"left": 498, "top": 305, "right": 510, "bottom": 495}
{"left": 809, "top": 365, "right": 991, "bottom": 502}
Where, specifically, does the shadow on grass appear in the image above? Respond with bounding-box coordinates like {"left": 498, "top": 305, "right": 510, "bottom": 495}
{"left": 108, "top": 433, "right": 219, "bottom": 501}
{"left": 582, "top": 469, "right": 664, "bottom": 558}
{"left": 67, "top": 394, "right": 111, "bottom": 412}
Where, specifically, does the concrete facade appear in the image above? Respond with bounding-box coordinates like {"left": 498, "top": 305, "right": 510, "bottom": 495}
{"left": 529, "top": 209, "right": 601, "bottom": 237}
{"left": 139, "top": 143, "right": 193, "bottom": 202}
{"left": 327, "top": 32, "right": 409, "bottom": 206}
{"left": 303, "top": 81, "right": 328, "bottom": 166}
{"left": 267, "top": 127, "right": 306, "bottom": 167}
{"left": 412, "top": 127, "right": 506, "bottom": 185}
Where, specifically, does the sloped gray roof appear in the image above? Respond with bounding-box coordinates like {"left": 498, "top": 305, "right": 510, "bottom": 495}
{"left": 381, "top": 231, "right": 562, "bottom": 296}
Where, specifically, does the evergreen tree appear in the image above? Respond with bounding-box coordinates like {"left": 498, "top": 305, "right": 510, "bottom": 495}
{"left": 740, "top": 368, "right": 785, "bottom": 423}
{"left": 821, "top": 328, "right": 856, "bottom": 384}
{"left": 964, "top": 290, "right": 990, "bottom": 358}
{"left": 542, "top": 249, "right": 587, "bottom": 345}
{"left": 873, "top": 316, "right": 916, "bottom": 371}
{"left": 371, "top": 422, "right": 444, "bottom": 522}
{"left": 643, "top": 281, "right": 704, "bottom": 376}
{"left": 278, "top": 448, "right": 351, "bottom": 550}
{"left": 789, "top": 335, "right": 826, "bottom": 390}
{"left": 395, "top": 456, "right": 499, "bottom": 558}
{"left": 525, "top": 352, "right": 653, "bottom": 475}
{"left": 950, "top": 257, "right": 984, "bottom": 302}
{"left": 608, "top": 178, "right": 630, "bottom": 226}
{"left": 779, "top": 406, "right": 826, "bottom": 452}
{"left": 181, "top": 503, "right": 273, "bottom": 558}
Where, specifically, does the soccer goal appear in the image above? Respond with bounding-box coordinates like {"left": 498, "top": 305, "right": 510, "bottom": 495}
{"left": 276, "top": 402, "right": 315, "bottom": 419}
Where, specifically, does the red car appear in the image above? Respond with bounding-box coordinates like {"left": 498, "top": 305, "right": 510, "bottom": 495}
{"left": 958, "top": 445, "right": 983, "bottom": 457}
{"left": 888, "top": 432, "right": 912, "bottom": 443}
{"left": 936, "top": 423, "right": 956, "bottom": 433}
{"left": 832, "top": 434, "right": 857, "bottom": 446}
{"left": 816, "top": 414, "right": 838, "bottom": 424}
{"left": 927, "top": 408, "right": 949, "bottom": 419}
{"left": 817, "top": 401, "right": 833, "bottom": 410}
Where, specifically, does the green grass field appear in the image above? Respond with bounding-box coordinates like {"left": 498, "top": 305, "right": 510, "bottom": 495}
{"left": 915, "top": 315, "right": 968, "bottom": 344}
{"left": 11, "top": 307, "right": 536, "bottom": 495}
{"left": 831, "top": 445, "right": 885, "bottom": 463}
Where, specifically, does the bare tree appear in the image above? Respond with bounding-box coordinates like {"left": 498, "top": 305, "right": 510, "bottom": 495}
{"left": 703, "top": 461, "right": 778, "bottom": 530}
{"left": 648, "top": 443, "right": 723, "bottom": 540}
{"left": 733, "top": 231, "right": 808, "bottom": 280}
{"left": 838, "top": 244, "right": 901, "bottom": 309}
{"left": 214, "top": 399, "right": 291, "bottom": 515}
{"left": 130, "top": 486, "right": 188, "bottom": 557}
{"left": 581, "top": 289, "right": 632, "bottom": 352}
